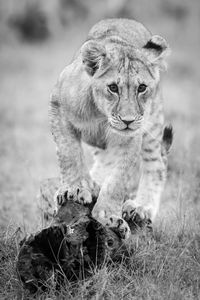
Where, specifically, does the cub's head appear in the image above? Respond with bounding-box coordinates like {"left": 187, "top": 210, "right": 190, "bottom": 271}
{"left": 81, "top": 36, "right": 170, "bottom": 136}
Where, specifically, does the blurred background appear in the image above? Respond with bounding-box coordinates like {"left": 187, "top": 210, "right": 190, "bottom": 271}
{"left": 0, "top": 0, "right": 200, "bottom": 231}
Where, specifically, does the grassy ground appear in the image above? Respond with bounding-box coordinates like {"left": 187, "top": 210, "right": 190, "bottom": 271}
{"left": 0, "top": 0, "right": 200, "bottom": 298}
{"left": 1, "top": 221, "right": 200, "bottom": 299}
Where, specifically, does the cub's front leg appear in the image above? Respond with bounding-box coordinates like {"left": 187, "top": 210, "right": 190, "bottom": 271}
{"left": 92, "top": 139, "right": 141, "bottom": 230}
{"left": 50, "top": 84, "right": 99, "bottom": 209}
{"left": 122, "top": 131, "right": 167, "bottom": 231}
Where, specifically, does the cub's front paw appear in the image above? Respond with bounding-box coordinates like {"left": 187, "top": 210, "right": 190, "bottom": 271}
{"left": 106, "top": 215, "right": 130, "bottom": 240}
{"left": 54, "top": 179, "right": 99, "bottom": 208}
{"left": 122, "top": 200, "right": 152, "bottom": 232}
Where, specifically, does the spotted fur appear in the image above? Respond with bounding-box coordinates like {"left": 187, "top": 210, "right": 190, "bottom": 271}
{"left": 50, "top": 18, "right": 171, "bottom": 235}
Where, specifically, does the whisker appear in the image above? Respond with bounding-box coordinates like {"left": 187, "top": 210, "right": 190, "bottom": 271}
{"left": 105, "top": 125, "right": 112, "bottom": 141}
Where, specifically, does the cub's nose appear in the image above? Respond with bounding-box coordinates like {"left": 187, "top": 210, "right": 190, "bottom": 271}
{"left": 121, "top": 118, "right": 135, "bottom": 126}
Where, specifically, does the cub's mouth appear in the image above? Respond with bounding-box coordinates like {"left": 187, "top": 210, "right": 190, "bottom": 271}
{"left": 110, "top": 124, "right": 140, "bottom": 136}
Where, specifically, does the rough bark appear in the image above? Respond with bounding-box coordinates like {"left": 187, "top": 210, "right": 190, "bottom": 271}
{"left": 17, "top": 178, "right": 125, "bottom": 293}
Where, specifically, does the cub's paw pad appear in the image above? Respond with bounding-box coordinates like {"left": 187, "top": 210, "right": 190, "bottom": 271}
{"left": 122, "top": 201, "right": 152, "bottom": 232}
{"left": 106, "top": 215, "right": 130, "bottom": 240}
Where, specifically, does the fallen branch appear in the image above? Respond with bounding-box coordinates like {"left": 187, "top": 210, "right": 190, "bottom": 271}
{"left": 17, "top": 178, "right": 126, "bottom": 293}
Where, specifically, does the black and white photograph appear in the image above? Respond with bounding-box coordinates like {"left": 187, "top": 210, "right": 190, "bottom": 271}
{"left": 0, "top": 0, "right": 200, "bottom": 298}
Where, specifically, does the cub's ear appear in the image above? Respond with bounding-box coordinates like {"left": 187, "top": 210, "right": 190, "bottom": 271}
{"left": 143, "top": 35, "right": 170, "bottom": 70}
{"left": 81, "top": 41, "right": 109, "bottom": 76}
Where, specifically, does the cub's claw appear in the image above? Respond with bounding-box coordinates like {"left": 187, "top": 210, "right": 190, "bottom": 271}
{"left": 106, "top": 215, "right": 130, "bottom": 240}
{"left": 122, "top": 200, "right": 152, "bottom": 232}
{"left": 55, "top": 190, "right": 68, "bottom": 206}
{"left": 54, "top": 189, "right": 64, "bottom": 207}
{"left": 54, "top": 180, "right": 99, "bottom": 209}
{"left": 55, "top": 186, "right": 92, "bottom": 207}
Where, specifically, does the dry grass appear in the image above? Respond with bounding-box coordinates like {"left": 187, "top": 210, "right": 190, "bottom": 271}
{"left": 0, "top": 0, "right": 200, "bottom": 298}
{"left": 1, "top": 220, "right": 200, "bottom": 299}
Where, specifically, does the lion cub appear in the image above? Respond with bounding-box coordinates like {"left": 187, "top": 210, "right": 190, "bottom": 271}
{"left": 50, "top": 18, "right": 171, "bottom": 237}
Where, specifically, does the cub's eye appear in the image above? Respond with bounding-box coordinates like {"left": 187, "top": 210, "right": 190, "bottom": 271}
{"left": 108, "top": 83, "right": 118, "bottom": 94}
{"left": 138, "top": 84, "right": 147, "bottom": 94}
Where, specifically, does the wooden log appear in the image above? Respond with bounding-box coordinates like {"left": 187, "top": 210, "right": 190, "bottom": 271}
{"left": 17, "top": 178, "right": 125, "bottom": 293}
